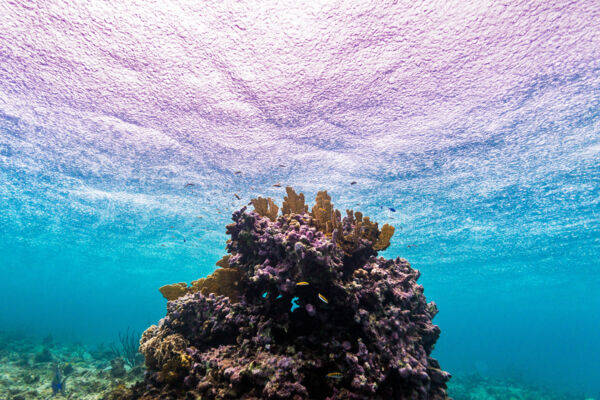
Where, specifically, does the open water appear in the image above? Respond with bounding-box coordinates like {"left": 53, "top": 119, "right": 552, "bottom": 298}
{"left": 0, "top": 1, "right": 599, "bottom": 399}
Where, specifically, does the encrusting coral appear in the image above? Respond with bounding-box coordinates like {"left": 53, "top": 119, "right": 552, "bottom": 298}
{"left": 159, "top": 257, "right": 242, "bottom": 302}
{"left": 116, "top": 187, "right": 450, "bottom": 399}
{"left": 158, "top": 282, "right": 187, "bottom": 301}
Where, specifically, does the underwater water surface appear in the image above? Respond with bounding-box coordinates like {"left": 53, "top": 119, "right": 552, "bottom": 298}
{"left": 1, "top": 1, "right": 600, "bottom": 399}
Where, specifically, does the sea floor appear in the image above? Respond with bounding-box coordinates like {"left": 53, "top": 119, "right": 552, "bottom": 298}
{"left": 0, "top": 331, "right": 143, "bottom": 400}
{"left": 0, "top": 331, "right": 591, "bottom": 400}
{"left": 447, "top": 373, "right": 588, "bottom": 400}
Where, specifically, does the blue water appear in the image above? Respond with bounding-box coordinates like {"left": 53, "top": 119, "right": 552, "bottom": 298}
{"left": 1, "top": 41, "right": 600, "bottom": 400}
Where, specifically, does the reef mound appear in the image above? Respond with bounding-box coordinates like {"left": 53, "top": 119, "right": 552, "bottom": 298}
{"left": 118, "top": 188, "right": 450, "bottom": 399}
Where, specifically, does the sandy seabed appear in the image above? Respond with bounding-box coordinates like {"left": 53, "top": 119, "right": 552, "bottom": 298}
{"left": 0, "top": 331, "right": 589, "bottom": 400}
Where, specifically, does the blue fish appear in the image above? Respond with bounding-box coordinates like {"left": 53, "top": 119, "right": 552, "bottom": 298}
{"left": 389, "top": 207, "right": 396, "bottom": 212}
{"left": 262, "top": 291, "right": 268, "bottom": 298}
{"left": 290, "top": 296, "right": 300, "bottom": 311}
{"left": 51, "top": 365, "right": 66, "bottom": 396}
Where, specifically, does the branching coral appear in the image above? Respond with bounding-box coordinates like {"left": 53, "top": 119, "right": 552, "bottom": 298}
{"left": 118, "top": 189, "right": 449, "bottom": 400}
{"left": 249, "top": 188, "right": 395, "bottom": 256}
{"left": 310, "top": 190, "right": 336, "bottom": 234}
{"left": 251, "top": 196, "right": 279, "bottom": 221}
{"left": 374, "top": 223, "right": 395, "bottom": 251}
{"left": 281, "top": 186, "right": 308, "bottom": 215}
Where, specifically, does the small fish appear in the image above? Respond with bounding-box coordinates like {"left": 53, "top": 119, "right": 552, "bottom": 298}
{"left": 350, "top": 181, "right": 357, "bottom": 185}
{"left": 197, "top": 216, "right": 203, "bottom": 219}
{"left": 407, "top": 244, "right": 418, "bottom": 248}
{"left": 278, "top": 164, "right": 285, "bottom": 167}
{"left": 273, "top": 183, "right": 282, "bottom": 187}
{"left": 51, "top": 365, "right": 66, "bottom": 395}
{"left": 290, "top": 296, "right": 300, "bottom": 311}
{"left": 276, "top": 294, "right": 282, "bottom": 299}
{"left": 318, "top": 293, "right": 328, "bottom": 304}
{"left": 234, "top": 193, "right": 241, "bottom": 200}
{"left": 389, "top": 207, "right": 396, "bottom": 212}
{"left": 296, "top": 281, "right": 310, "bottom": 286}
{"left": 234, "top": 171, "right": 242, "bottom": 175}
{"left": 326, "top": 372, "right": 343, "bottom": 379}
{"left": 184, "top": 183, "right": 195, "bottom": 188}
{"left": 262, "top": 292, "right": 268, "bottom": 298}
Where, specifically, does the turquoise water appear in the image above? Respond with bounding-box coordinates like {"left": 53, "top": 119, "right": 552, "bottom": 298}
{"left": 1, "top": 2, "right": 600, "bottom": 398}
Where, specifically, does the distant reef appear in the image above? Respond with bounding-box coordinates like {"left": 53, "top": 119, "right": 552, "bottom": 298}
{"left": 109, "top": 187, "right": 450, "bottom": 399}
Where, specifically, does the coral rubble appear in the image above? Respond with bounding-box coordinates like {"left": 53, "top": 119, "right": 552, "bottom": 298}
{"left": 120, "top": 188, "right": 450, "bottom": 399}
{"left": 0, "top": 331, "right": 143, "bottom": 400}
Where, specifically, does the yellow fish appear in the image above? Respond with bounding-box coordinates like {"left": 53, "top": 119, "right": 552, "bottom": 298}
{"left": 326, "top": 372, "right": 343, "bottom": 379}
{"left": 296, "top": 281, "right": 310, "bottom": 286}
{"left": 318, "top": 293, "right": 328, "bottom": 304}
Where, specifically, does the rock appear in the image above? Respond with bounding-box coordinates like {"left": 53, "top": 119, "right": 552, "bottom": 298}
{"left": 33, "top": 348, "right": 52, "bottom": 363}
{"left": 110, "top": 358, "right": 126, "bottom": 378}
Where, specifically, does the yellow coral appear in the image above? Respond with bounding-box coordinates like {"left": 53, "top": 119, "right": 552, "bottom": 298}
{"left": 216, "top": 255, "right": 231, "bottom": 268}
{"left": 374, "top": 224, "right": 395, "bottom": 251}
{"left": 138, "top": 329, "right": 191, "bottom": 383}
{"left": 360, "top": 216, "right": 380, "bottom": 243}
{"left": 251, "top": 197, "right": 279, "bottom": 221}
{"left": 190, "top": 267, "right": 241, "bottom": 302}
{"left": 158, "top": 189, "right": 396, "bottom": 305}
{"left": 310, "top": 190, "right": 335, "bottom": 234}
{"left": 282, "top": 186, "right": 308, "bottom": 215}
{"left": 139, "top": 329, "right": 189, "bottom": 371}
{"left": 159, "top": 257, "right": 241, "bottom": 302}
{"left": 158, "top": 282, "right": 188, "bottom": 301}
{"left": 160, "top": 352, "right": 192, "bottom": 384}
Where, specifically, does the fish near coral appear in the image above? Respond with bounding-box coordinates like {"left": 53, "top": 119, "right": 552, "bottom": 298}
{"left": 51, "top": 365, "right": 66, "bottom": 396}
{"left": 318, "top": 293, "right": 329, "bottom": 304}
{"left": 291, "top": 296, "right": 300, "bottom": 311}
{"left": 114, "top": 188, "right": 450, "bottom": 400}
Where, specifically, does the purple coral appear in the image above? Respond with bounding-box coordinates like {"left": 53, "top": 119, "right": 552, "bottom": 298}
{"left": 121, "top": 206, "right": 450, "bottom": 399}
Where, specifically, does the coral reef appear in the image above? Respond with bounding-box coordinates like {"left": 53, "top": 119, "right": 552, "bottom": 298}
{"left": 118, "top": 188, "right": 450, "bottom": 399}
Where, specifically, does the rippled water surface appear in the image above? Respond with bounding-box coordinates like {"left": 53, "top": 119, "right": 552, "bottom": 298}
{"left": 1, "top": 1, "right": 599, "bottom": 398}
